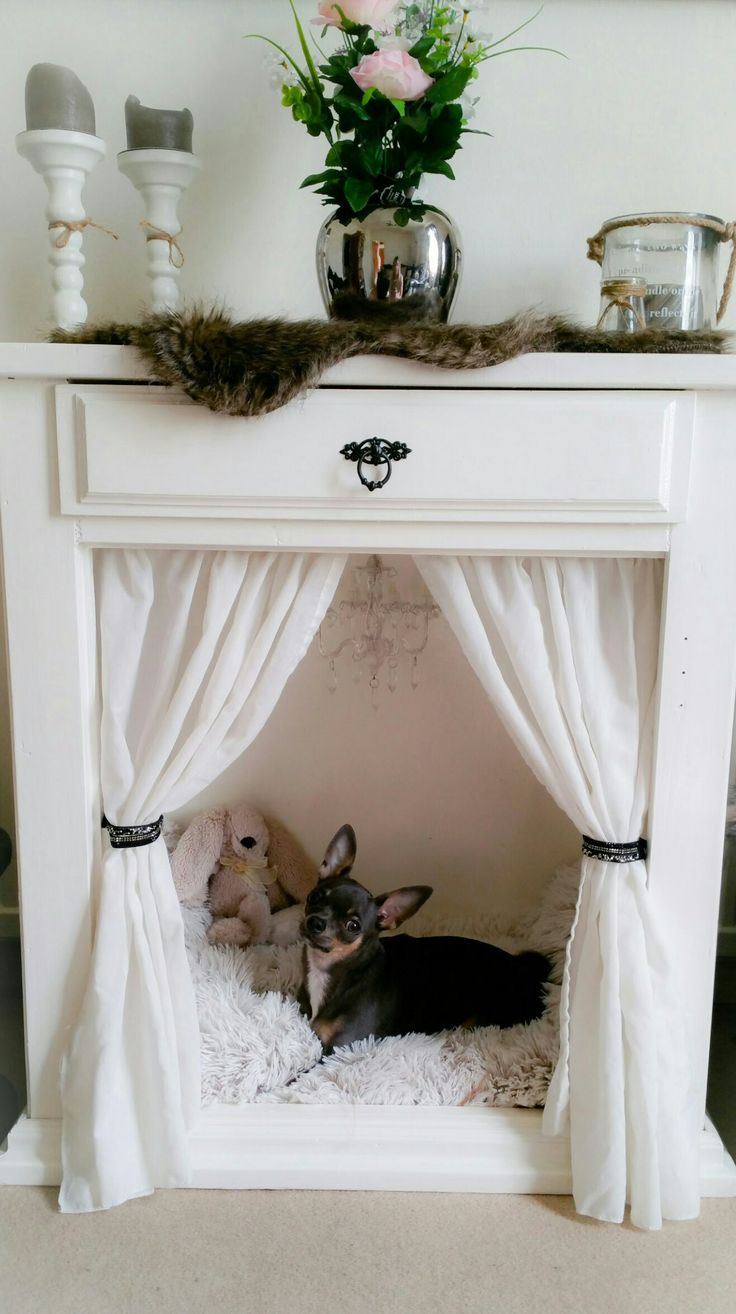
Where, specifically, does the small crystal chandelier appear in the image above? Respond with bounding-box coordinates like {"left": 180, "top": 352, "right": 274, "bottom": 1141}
{"left": 318, "top": 556, "right": 440, "bottom": 708}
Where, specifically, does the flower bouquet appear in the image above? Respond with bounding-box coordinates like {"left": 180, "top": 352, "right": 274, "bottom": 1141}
{"left": 250, "top": 2, "right": 556, "bottom": 318}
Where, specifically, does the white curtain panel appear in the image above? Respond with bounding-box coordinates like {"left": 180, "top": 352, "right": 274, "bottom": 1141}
{"left": 415, "top": 555, "right": 699, "bottom": 1230}
{"left": 59, "top": 549, "right": 346, "bottom": 1212}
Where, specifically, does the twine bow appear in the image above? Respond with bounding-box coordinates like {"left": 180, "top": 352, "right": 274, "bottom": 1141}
{"left": 141, "top": 220, "right": 185, "bottom": 268}
{"left": 595, "top": 280, "right": 647, "bottom": 331}
{"left": 587, "top": 213, "right": 736, "bottom": 323}
{"left": 48, "top": 218, "right": 119, "bottom": 248}
{"left": 218, "top": 852, "right": 279, "bottom": 890}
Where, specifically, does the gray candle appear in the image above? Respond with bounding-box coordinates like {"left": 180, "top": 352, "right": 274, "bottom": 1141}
{"left": 125, "top": 96, "right": 193, "bottom": 152}
{"left": 25, "top": 63, "right": 96, "bottom": 134}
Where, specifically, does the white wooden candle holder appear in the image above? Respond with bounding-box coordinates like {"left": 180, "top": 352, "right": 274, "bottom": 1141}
{"left": 117, "top": 148, "right": 202, "bottom": 313}
{"left": 16, "top": 128, "right": 107, "bottom": 330}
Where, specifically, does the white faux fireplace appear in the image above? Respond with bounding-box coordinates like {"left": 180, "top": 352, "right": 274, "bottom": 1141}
{"left": 1, "top": 343, "right": 736, "bottom": 1224}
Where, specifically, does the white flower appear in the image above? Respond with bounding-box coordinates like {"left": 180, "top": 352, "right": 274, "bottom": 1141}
{"left": 377, "top": 33, "right": 414, "bottom": 51}
{"left": 399, "top": 1, "right": 432, "bottom": 39}
{"left": 459, "top": 90, "right": 479, "bottom": 121}
{"left": 399, "top": 0, "right": 493, "bottom": 44}
{"left": 439, "top": 3, "right": 494, "bottom": 43}
{"left": 462, "top": 2, "right": 496, "bottom": 43}
{"left": 444, "top": 9, "right": 473, "bottom": 40}
{"left": 466, "top": 23, "right": 495, "bottom": 44}
{"left": 263, "top": 51, "right": 297, "bottom": 91}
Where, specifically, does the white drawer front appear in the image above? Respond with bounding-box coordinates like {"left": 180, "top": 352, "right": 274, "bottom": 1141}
{"left": 56, "top": 385, "right": 692, "bottom": 522}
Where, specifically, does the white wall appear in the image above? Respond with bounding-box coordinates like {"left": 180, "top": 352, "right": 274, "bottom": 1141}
{"left": 1, "top": 0, "right": 734, "bottom": 910}
{"left": 175, "top": 557, "right": 579, "bottom": 923}
{"left": 1, "top": 0, "right": 735, "bottom": 337}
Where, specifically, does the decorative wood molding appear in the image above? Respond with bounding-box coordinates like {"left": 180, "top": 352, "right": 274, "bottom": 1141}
{"left": 2, "top": 1111, "right": 734, "bottom": 1197}
{"left": 3, "top": 344, "right": 736, "bottom": 389}
{"left": 56, "top": 385, "right": 693, "bottom": 524}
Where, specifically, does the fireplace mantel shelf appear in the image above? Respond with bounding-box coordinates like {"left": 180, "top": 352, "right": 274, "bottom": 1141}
{"left": 2, "top": 341, "right": 736, "bottom": 390}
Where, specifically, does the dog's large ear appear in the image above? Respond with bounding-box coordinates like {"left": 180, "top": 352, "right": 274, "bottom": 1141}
{"left": 374, "top": 886, "right": 433, "bottom": 930}
{"left": 319, "top": 824, "right": 357, "bottom": 880}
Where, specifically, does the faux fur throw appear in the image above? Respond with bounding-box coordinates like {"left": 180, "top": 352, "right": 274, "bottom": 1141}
{"left": 52, "top": 307, "right": 728, "bottom": 419}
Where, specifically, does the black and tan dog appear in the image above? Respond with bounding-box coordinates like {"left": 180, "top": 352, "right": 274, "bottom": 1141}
{"left": 299, "top": 825, "right": 550, "bottom": 1055}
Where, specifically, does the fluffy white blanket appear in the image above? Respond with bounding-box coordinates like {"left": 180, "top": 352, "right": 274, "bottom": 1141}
{"left": 182, "top": 865, "right": 580, "bottom": 1108}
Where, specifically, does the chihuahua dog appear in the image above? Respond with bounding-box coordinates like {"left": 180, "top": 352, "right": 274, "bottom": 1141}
{"left": 299, "top": 825, "right": 550, "bottom": 1054}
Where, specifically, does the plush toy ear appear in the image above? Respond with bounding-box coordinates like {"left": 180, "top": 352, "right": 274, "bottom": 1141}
{"left": 319, "top": 824, "right": 357, "bottom": 880}
{"left": 264, "top": 815, "right": 319, "bottom": 903}
{"left": 375, "top": 886, "right": 433, "bottom": 930}
{"left": 170, "top": 810, "right": 226, "bottom": 906}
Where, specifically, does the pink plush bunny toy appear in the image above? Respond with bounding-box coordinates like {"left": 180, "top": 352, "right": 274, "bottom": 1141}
{"left": 171, "top": 801, "right": 317, "bottom": 948}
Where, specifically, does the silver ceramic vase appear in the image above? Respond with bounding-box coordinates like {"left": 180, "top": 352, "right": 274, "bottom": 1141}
{"left": 316, "top": 204, "right": 462, "bottom": 322}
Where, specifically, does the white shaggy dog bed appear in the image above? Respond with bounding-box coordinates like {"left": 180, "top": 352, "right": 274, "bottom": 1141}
{"left": 181, "top": 865, "right": 580, "bottom": 1108}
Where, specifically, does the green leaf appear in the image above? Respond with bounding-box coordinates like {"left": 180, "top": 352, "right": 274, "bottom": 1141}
{"left": 409, "top": 36, "right": 435, "bottom": 61}
{"left": 360, "top": 138, "right": 385, "bottom": 176}
{"left": 389, "top": 99, "right": 406, "bottom": 117}
{"left": 325, "top": 138, "right": 375, "bottom": 177}
{"left": 393, "top": 208, "right": 411, "bottom": 227}
{"left": 478, "top": 44, "right": 567, "bottom": 63}
{"left": 421, "top": 112, "right": 463, "bottom": 162}
{"left": 425, "top": 160, "right": 456, "bottom": 179}
{"left": 333, "top": 94, "right": 371, "bottom": 121}
{"left": 287, "top": 0, "right": 322, "bottom": 90}
{"left": 300, "top": 169, "right": 343, "bottom": 188}
{"left": 344, "top": 176, "right": 375, "bottom": 213}
{"left": 362, "top": 87, "right": 377, "bottom": 105}
{"left": 426, "top": 65, "right": 474, "bottom": 104}
{"left": 402, "top": 110, "right": 430, "bottom": 135}
{"left": 323, "top": 53, "right": 353, "bottom": 76}
{"left": 281, "top": 84, "right": 301, "bottom": 109}
{"left": 399, "top": 150, "right": 424, "bottom": 178}
{"left": 324, "top": 141, "right": 350, "bottom": 166}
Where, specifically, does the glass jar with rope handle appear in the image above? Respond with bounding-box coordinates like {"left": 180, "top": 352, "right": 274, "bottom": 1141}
{"left": 590, "top": 212, "right": 728, "bottom": 331}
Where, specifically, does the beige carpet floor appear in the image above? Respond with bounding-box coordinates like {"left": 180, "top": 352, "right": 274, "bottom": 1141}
{"left": 0, "top": 1186, "right": 735, "bottom": 1314}
{"left": 2, "top": 953, "right": 734, "bottom": 1313}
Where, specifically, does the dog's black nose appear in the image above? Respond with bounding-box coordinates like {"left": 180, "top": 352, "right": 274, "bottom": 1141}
{"left": 305, "top": 914, "right": 327, "bottom": 936}
{"left": 240, "top": 836, "right": 257, "bottom": 849}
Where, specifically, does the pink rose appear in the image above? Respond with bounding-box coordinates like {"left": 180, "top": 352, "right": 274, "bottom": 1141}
{"left": 350, "top": 50, "right": 434, "bottom": 102}
{"left": 313, "top": 1, "right": 400, "bottom": 28}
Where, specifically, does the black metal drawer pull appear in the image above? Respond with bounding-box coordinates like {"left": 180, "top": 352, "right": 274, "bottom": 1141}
{"left": 340, "top": 437, "right": 412, "bottom": 492}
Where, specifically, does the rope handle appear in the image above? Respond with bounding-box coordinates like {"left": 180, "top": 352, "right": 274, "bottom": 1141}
{"left": 587, "top": 214, "right": 736, "bottom": 324}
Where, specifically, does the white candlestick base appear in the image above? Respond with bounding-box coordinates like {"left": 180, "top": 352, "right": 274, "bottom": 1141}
{"left": 16, "top": 128, "right": 107, "bottom": 330}
{"left": 117, "top": 149, "right": 202, "bottom": 314}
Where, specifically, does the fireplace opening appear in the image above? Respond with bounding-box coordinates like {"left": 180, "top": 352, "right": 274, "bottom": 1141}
{"left": 166, "top": 556, "right": 580, "bottom": 1109}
